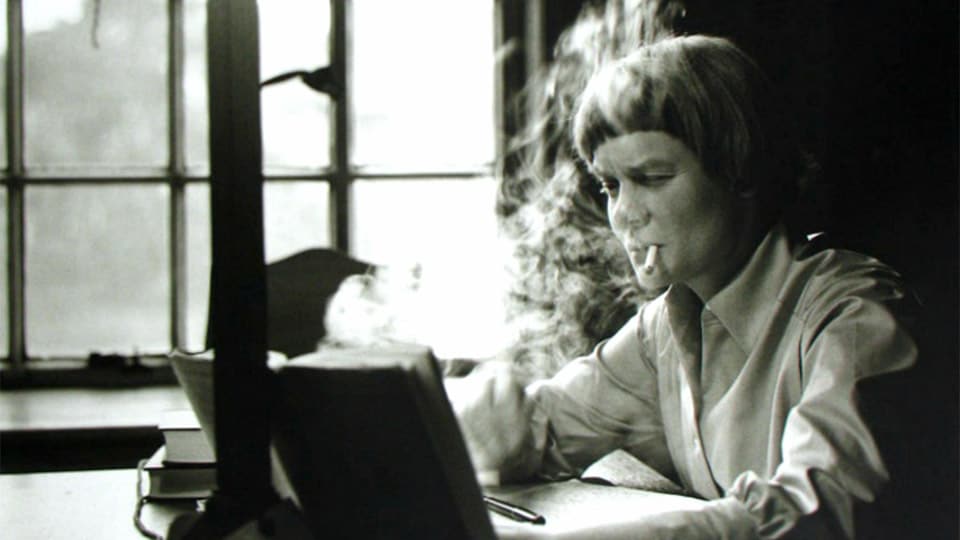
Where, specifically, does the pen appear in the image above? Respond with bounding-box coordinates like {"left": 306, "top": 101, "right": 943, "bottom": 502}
{"left": 483, "top": 495, "right": 546, "bottom": 525}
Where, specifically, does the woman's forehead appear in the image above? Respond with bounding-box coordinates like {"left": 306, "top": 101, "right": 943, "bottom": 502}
{"left": 591, "top": 131, "right": 695, "bottom": 170}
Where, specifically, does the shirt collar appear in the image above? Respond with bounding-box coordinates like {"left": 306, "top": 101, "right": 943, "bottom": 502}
{"left": 702, "top": 223, "right": 794, "bottom": 354}
{"left": 663, "top": 282, "right": 703, "bottom": 357}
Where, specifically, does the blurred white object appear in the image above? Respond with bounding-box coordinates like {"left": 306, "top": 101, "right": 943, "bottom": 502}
{"left": 323, "top": 259, "right": 511, "bottom": 360}
{"left": 324, "top": 264, "right": 425, "bottom": 348}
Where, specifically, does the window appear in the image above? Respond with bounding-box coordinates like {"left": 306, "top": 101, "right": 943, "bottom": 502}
{"left": 3, "top": 0, "right": 507, "bottom": 370}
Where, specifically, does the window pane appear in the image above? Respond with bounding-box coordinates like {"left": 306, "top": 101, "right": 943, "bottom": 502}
{"left": 0, "top": 189, "right": 6, "bottom": 355}
{"left": 259, "top": 1, "right": 331, "bottom": 173}
{"left": 25, "top": 186, "right": 170, "bottom": 356}
{"left": 186, "top": 183, "right": 211, "bottom": 351}
{"left": 264, "top": 181, "right": 330, "bottom": 263}
{"left": 0, "top": 6, "right": 7, "bottom": 170}
{"left": 351, "top": 178, "right": 507, "bottom": 358}
{"left": 24, "top": 0, "right": 168, "bottom": 172}
{"left": 352, "top": 1, "right": 495, "bottom": 172}
{"left": 185, "top": 0, "right": 209, "bottom": 175}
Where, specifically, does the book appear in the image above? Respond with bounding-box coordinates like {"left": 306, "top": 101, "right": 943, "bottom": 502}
{"left": 158, "top": 408, "right": 216, "bottom": 465}
{"left": 579, "top": 448, "right": 691, "bottom": 496}
{"left": 142, "top": 446, "right": 216, "bottom": 500}
{"left": 270, "top": 343, "right": 497, "bottom": 539}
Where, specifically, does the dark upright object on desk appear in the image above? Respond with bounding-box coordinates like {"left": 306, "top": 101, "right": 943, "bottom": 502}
{"left": 206, "top": 0, "right": 275, "bottom": 516}
{"left": 168, "top": 0, "right": 293, "bottom": 537}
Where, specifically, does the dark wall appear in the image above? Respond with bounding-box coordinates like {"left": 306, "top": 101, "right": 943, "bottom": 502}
{"left": 816, "top": 5, "right": 958, "bottom": 538}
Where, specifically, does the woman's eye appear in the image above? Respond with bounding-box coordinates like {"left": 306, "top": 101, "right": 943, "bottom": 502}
{"left": 631, "top": 172, "right": 673, "bottom": 185}
{"left": 593, "top": 169, "right": 671, "bottom": 197}
{"left": 598, "top": 177, "right": 620, "bottom": 197}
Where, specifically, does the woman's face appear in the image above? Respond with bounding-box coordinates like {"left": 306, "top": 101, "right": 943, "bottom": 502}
{"left": 591, "top": 131, "right": 755, "bottom": 300}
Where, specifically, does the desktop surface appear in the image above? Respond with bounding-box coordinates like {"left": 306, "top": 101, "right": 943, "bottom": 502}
{"left": 0, "top": 467, "right": 709, "bottom": 539}
{"left": 0, "top": 468, "right": 191, "bottom": 540}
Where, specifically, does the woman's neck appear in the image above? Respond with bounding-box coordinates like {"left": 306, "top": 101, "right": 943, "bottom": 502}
{"left": 688, "top": 209, "right": 768, "bottom": 303}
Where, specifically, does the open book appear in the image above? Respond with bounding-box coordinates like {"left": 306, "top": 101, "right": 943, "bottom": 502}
{"left": 482, "top": 450, "right": 704, "bottom": 538}
{"left": 487, "top": 478, "right": 707, "bottom": 540}
{"left": 579, "top": 449, "right": 690, "bottom": 496}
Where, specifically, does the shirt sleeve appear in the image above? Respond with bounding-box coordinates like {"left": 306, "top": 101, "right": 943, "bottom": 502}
{"left": 722, "top": 264, "right": 918, "bottom": 539}
{"left": 526, "top": 308, "right": 676, "bottom": 481}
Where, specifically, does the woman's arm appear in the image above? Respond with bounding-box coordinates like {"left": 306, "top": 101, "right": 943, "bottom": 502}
{"left": 446, "top": 361, "right": 542, "bottom": 483}
{"left": 448, "top": 309, "right": 671, "bottom": 484}
{"left": 527, "top": 309, "right": 674, "bottom": 480}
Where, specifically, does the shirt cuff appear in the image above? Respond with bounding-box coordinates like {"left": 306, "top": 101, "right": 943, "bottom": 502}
{"left": 702, "top": 497, "right": 761, "bottom": 540}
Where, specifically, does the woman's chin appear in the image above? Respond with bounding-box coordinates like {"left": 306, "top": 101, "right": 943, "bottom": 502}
{"left": 634, "top": 268, "right": 670, "bottom": 291}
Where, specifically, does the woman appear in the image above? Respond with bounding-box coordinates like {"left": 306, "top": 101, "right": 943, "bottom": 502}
{"left": 453, "top": 35, "right": 917, "bottom": 539}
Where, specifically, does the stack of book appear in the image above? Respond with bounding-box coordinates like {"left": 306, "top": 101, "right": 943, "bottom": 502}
{"left": 141, "top": 408, "right": 217, "bottom": 500}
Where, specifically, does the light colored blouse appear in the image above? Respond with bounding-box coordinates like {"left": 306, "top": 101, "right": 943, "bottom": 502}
{"left": 526, "top": 224, "right": 917, "bottom": 539}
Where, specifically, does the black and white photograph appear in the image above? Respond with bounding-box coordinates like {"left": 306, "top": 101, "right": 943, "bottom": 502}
{"left": 1, "top": 1, "right": 957, "bottom": 539}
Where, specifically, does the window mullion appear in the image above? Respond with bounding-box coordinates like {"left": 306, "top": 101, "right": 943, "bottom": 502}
{"left": 330, "top": 0, "right": 350, "bottom": 253}
{"left": 494, "top": 0, "right": 527, "bottom": 183}
{"left": 6, "top": 0, "right": 25, "bottom": 368}
{"left": 169, "top": 0, "right": 187, "bottom": 351}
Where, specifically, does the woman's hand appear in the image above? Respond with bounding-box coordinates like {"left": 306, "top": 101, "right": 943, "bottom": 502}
{"left": 445, "top": 361, "right": 539, "bottom": 484}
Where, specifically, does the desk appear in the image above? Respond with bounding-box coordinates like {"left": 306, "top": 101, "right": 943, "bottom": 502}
{"left": 0, "top": 468, "right": 708, "bottom": 540}
{"left": 0, "top": 468, "right": 189, "bottom": 540}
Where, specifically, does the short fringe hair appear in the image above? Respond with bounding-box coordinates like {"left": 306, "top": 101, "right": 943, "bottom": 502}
{"left": 573, "top": 35, "right": 807, "bottom": 221}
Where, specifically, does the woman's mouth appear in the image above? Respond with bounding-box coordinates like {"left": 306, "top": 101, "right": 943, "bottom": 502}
{"left": 627, "top": 244, "right": 661, "bottom": 275}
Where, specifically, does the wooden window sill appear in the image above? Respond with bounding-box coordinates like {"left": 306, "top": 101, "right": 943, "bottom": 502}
{"left": 0, "top": 385, "right": 190, "bottom": 473}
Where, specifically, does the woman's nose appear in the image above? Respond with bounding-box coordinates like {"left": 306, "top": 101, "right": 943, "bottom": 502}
{"left": 610, "top": 186, "right": 650, "bottom": 232}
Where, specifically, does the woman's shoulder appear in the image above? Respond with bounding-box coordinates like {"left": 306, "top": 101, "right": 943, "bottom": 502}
{"left": 785, "top": 236, "right": 919, "bottom": 377}
{"left": 788, "top": 236, "right": 915, "bottom": 322}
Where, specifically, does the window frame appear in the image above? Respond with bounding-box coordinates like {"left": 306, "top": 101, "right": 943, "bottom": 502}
{"left": 2, "top": 0, "right": 539, "bottom": 375}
